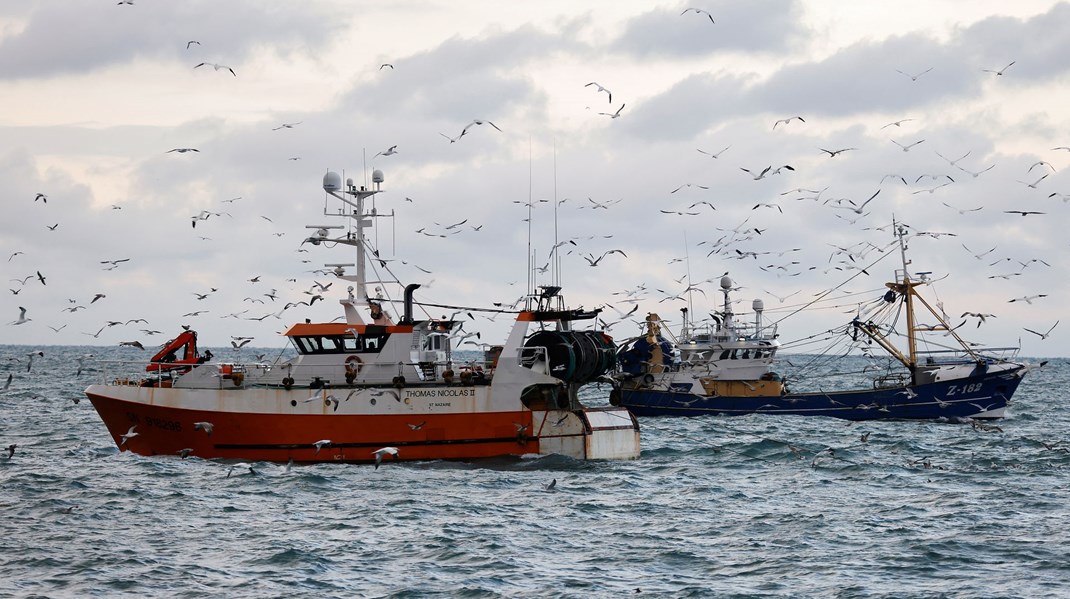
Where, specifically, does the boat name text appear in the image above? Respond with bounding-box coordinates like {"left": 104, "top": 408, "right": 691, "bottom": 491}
{"left": 405, "top": 389, "right": 474, "bottom": 399}
{"left": 946, "top": 383, "right": 983, "bottom": 396}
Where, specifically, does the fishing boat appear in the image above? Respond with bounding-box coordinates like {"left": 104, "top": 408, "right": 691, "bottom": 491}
{"left": 85, "top": 169, "right": 639, "bottom": 464}
{"left": 610, "top": 223, "right": 1032, "bottom": 421}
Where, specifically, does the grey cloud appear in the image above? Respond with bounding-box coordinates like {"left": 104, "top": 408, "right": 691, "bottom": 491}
{"left": 612, "top": 0, "right": 805, "bottom": 58}
{"left": 0, "top": 0, "right": 341, "bottom": 79}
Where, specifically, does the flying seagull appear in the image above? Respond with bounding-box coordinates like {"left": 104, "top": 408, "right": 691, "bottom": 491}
{"left": 1024, "top": 321, "right": 1058, "bottom": 340}
{"left": 681, "top": 7, "right": 715, "bottom": 22}
{"left": 982, "top": 61, "right": 1015, "bottom": 76}
{"left": 697, "top": 145, "right": 731, "bottom": 159}
{"left": 194, "top": 62, "right": 236, "bottom": 76}
{"left": 773, "top": 116, "right": 804, "bottom": 129}
{"left": 584, "top": 81, "right": 612, "bottom": 103}
{"left": 186, "top": 40, "right": 200, "bottom": 49}
{"left": 271, "top": 122, "right": 302, "bottom": 131}
{"left": 880, "top": 118, "right": 914, "bottom": 129}
{"left": 167, "top": 148, "right": 199, "bottom": 153}
{"left": 460, "top": 119, "right": 502, "bottom": 136}
{"left": 372, "top": 446, "right": 399, "bottom": 469}
{"left": 895, "top": 67, "right": 933, "bottom": 81}
{"left": 119, "top": 425, "right": 138, "bottom": 447}
{"left": 374, "top": 145, "right": 398, "bottom": 158}
{"left": 891, "top": 139, "right": 925, "bottom": 152}
{"left": 598, "top": 104, "right": 625, "bottom": 119}
{"left": 10, "top": 306, "right": 31, "bottom": 325}
{"left": 819, "top": 147, "right": 856, "bottom": 157}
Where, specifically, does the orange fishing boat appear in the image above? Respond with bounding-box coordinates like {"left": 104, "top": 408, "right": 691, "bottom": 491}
{"left": 85, "top": 169, "right": 639, "bottom": 465}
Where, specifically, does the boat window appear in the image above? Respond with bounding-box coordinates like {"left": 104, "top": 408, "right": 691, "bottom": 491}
{"left": 291, "top": 334, "right": 388, "bottom": 355}
{"left": 741, "top": 350, "right": 751, "bottom": 359}
{"left": 720, "top": 350, "right": 731, "bottom": 360}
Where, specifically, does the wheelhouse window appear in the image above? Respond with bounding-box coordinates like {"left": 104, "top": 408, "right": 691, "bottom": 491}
{"left": 291, "top": 333, "right": 389, "bottom": 355}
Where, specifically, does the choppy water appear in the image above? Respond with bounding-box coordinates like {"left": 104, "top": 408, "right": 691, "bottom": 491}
{"left": 2, "top": 345, "right": 1069, "bottom": 598}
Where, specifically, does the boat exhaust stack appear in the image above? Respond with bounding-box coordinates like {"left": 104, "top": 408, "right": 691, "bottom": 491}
{"left": 401, "top": 283, "right": 421, "bottom": 324}
{"left": 752, "top": 298, "right": 764, "bottom": 336}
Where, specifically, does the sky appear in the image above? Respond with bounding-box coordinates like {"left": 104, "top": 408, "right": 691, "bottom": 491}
{"left": 1, "top": 0, "right": 1068, "bottom": 359}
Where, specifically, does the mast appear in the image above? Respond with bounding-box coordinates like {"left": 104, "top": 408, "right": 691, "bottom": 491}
{"left": 895, "top": 220, "right": 919, "bottom": 371}
{"left": 309, "top": 169, "right": 386, "bottom": 324}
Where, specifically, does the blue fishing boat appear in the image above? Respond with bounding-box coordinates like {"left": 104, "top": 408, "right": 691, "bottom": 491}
{"left": 610, "top": 223, "right": 1033, "bottom": 421}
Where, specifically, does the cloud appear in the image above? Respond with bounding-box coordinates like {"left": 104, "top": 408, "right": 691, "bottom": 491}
{"left": 612, "top": 0, "right": 806, "bottom": 58}
{"left": 0, "top": 0, "right": 341, "bottom": 79}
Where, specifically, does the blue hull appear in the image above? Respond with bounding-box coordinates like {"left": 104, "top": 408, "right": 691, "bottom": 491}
{"left": 618, "top": 367, "right": 1025, "bottom": 421}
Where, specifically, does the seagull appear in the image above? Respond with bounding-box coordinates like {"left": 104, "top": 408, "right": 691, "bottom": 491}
{"left": 1028, "top": 161, "right": 1056, "bottom": 174}
{"left": 773, "top": 116, "right": 804, "bottom": 129}
{"left": 819, "top": 147, "right": 856, "bottom": 157}
{"left": 1003, "top": 210, "right": 1044, "bottom": 216}
{"left": 193, "top": 421, "right": 214, "bottom": 436}
{"left": 1024, "top": 321, "right": 1058, "bottom": 340}
{"left": 24, "top": 351, "right": 43, "bottom": 372}
{"left": 271, "top": 122, "right": 302, "bottom": 131}
{"left": 10, "top": 306, "right": 31, "bottom": 325}
{"left": 166, "top": 148, "right": 199, "bottom": 153}
{"left": 895, "top": 67, "right": 933, "bottom": 81}
{"left": 461, "top": 119, "right": 502, "bottom": 136}
{"left": 374, "top": 145, "right": 398, "bottom": 158}
{"left": 313, "top": 439, "right": 331, "bottom": 455}
{"left": 1016, "top": 173, "right": 1048, "bottom": 189}
{"left": 961, "top": 244, "right": 996, "bottom": 260}
{"left": 194, "top": 62, "right": 236, "bottom": 76}
{"left": 119, "top": 341, "right": 145, "bottom": 350}
{"left": 226, "top": 463, "right": 256, "bottom": 478}
{"left": 584, "top": 249, "right": 627, "bottom": 266}
{"left": 439, "top": 131, "right": 465, "bottom": 144}
{"left": 836, "top": 189, "right": 880, "bottom": 214}
{"left": 598, "top": 104, "right": 625, "bottom": 119}
{"left": 880, "top": 118, "right": 914, "bottom": 129}
{"left": 119, "top": 425, "right": 138, "bottom": 447}
{"left": 372, "top": 446, "right": 399, "bottom": 469}
{"left": 584, "top": 82, "right": 612, "bottom": 103}
{"left": 36, "top": 271, "right": 46, "bottom": 285}
{"left": 186, "top": 40, "right": 200, "bottom": 49}
{"left": 681, "top": 7, "right": 715, "bottom": 22}
{"left": 177, "top": 448, "right": 194, "bottom": 459}
{"left": 380, "top": 63, "right": 394, "bottom": 70}
{"left": 891, "top": 139, "right": 925, "bottom": 152}
{"left": 982, "top": 61, "right": 1015, "bottom": 76}
{"left": 1009, "top": 294, "right": 1047, "bottom": 304}
{"left": 4, "top": 444, "right": 15, "bottom": 458}
{"left": 740, "top": 166, "right": 772, "bottom": 180}
{"left": 34, "top": 193, "right": 48, "bottom": 203}
{"left": 696, "top": 145, "right": 731, "bottom": 159}
{"left": 956, "top": 163, "right": 995, "bottom": 178}
{"left": 543, "top": 478, "right": 557, "bottom": 491}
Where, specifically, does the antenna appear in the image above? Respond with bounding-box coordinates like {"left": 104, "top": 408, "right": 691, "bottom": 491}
{"left": 525, "top": 136, "right": 534, "bottom": 301}
{"left": 552, "top": 138, "right": 560, "bottom": 288}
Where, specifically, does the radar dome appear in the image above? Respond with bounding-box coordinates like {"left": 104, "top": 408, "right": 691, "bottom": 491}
{"left": 323, "top": 171, "right": 342, "bottom": 192}
{"left": 372, "top": 169, "right": 384, "bottom": 184}
{"left": 752, "top": 298, "right": 765, "bottom": 312}
{"left": 720, "top": 276, "right": 734, "bottom": 290}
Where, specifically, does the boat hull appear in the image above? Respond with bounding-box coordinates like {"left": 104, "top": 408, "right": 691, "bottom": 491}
{"left": 86, "top": 385, "right": 640, "bottom": 463}
{"left": 616, "top": 366, "right": 1025, "bottom": 421}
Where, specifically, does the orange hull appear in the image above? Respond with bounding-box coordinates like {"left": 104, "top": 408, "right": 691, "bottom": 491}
{"left": 87, "top": 391, "right": 541, "bottom": 464}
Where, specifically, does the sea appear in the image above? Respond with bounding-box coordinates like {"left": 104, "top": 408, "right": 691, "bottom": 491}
{"left": 1, "top": 345, "right": 1068, "bottom": 599}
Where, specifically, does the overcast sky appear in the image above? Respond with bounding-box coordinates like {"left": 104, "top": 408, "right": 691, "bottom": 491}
{"left": 2, "top": 0, "right": 1068, "bottom": 359}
